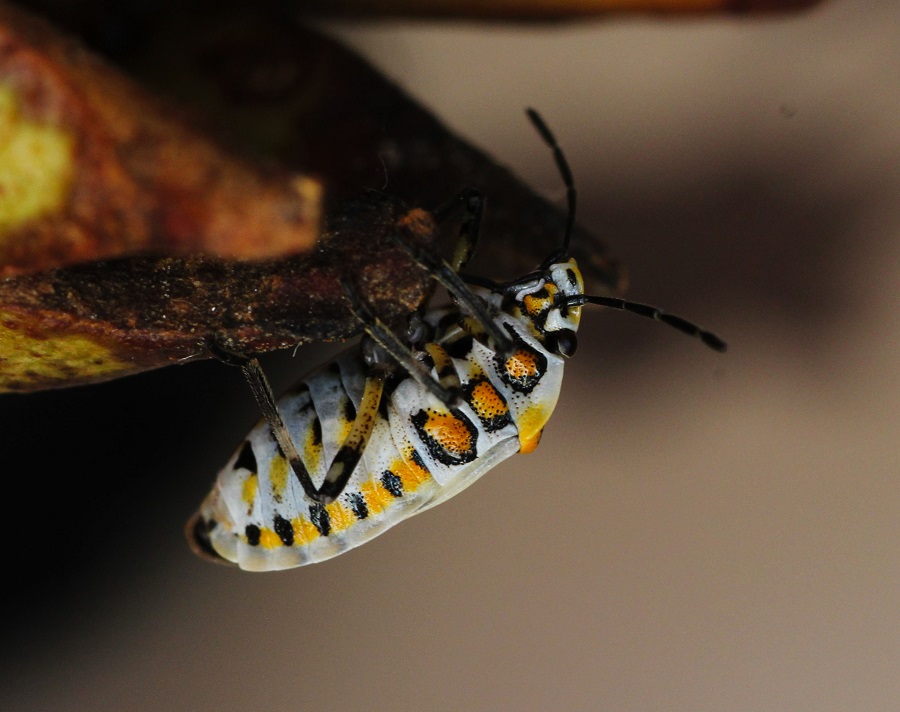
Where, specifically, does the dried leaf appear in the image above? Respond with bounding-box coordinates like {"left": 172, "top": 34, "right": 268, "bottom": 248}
{"left": 0, "top": 1, "right": 322, "bottom": 276}
{"left": 1, "top": 5, "right": 623, "bottom": 394}
{"left": 0, "top": 194, "right": 436, "bottom": 392}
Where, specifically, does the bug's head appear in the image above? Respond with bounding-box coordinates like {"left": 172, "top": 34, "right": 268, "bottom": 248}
{"left": 514, "top": 109, "right": 726, "bottom": 357}
{"left": 501, "top": 109, "right": 585, "bottom": 357}
{"left": 507, "top": 258, "right": 584, "bottom": 357}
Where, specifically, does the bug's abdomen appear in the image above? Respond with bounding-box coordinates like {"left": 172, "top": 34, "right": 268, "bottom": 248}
{"left": 190, "top": 316, "right": 563, "bottom": 571}
{"left": 192, "top": 349, "right": 461, "bottom": 570}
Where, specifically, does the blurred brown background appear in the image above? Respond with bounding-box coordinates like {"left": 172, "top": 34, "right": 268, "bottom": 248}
{"left": 2, "top": 1, "right": 898, "bottom": 710}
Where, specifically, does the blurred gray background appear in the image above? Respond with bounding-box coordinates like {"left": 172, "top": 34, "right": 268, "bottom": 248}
{"left": 2, "top": 1, "right": 898, "bottom": 710}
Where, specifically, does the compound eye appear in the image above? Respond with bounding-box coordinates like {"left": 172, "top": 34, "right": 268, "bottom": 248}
{"left": 548, "top": 329, "right": 578, "bottom": 357}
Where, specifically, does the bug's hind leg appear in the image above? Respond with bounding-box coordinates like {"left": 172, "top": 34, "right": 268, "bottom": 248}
{"left": 317, "top": 371, "right": 386, "bottom": 502}
{"left": 207, "top": 338, "right": 386, "bottom": 505}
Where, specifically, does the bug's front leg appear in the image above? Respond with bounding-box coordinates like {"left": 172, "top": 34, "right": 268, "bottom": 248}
{"left": 433, "top": 187, "right": 485, "bottom": 274}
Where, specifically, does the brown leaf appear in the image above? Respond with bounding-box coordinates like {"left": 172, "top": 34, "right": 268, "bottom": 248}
{"left": 0, "top": 0, "right": 322, "bottom": 276}
{"left": 0, "top": 5, "right": 623, "bottom": 393}
{"left": 0, "top": 193, "right": 436, "bottom": 392}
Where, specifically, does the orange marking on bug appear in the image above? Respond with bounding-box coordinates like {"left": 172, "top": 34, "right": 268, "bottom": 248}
{"left": 392, "top": 455, "right": 429, "bottom": 491}
{"left": 242, "top": 474, "right": 258, "bottom": 505}
{"left": 523, "top": 294, "right": 549, "bottom": 316}
{"left": 523, "top": 284, "right": 557, "bottom": 317}
{"left": 258, "top": 527, "right": 283, "bottom": 549}
{"left": 517, "top": 403, "right": 549, "bottom": 454}
{"left": 468, "top": 379, "right": 509, "bottom": 422}
{"left": 292, "top": 516, "right": 320, "bottom": 546}
{"left": 505, "top": 349, "right": 540, "bottom": 380}
{"left": 405, "top": 449, "right": 432, "bottom": 482}
{"left": 361, "top": 480, "right": 393, "bottom": 515}
{"left": 421, "top": 410, "right": 473, "bottom": 456}
{"left": 325, "top": 500, "right": 355, "bottom": 533}
{"left": 519, "top": 427, "right": 544, "bottom": 454}
{"left": 269, "top": 454, "right": 289, "bottom": 502}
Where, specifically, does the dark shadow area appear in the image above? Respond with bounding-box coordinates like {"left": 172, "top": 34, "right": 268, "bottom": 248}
{"left": 0, "top": 358, "right": 242, "bottom": 649}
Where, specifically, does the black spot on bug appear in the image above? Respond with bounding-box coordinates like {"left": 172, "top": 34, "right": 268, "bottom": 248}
{"left": 311, "top": 418, "right": 322, "bottom": 446}
{"left": 291, "top": 384, "right": 313, "bottom": 411}
{"left": 410, "top": 449, "right": 431, "bottom": 475}
{"left": 530, "top": 310, "right": 549, "bottom": 334}
{"left": 273, "top": 515, "right": 294, "bottom": 546}
{"left": 234, "top": 441, "right": 257, "bottom": 473}
{"left": 380, "top": 470, "right": 404, "bottom": 497}
{"left": 245, "top": 524, "right": 261, "bottom": 546}
{"left": 445, "top": 334, "right": 473, "bottom": 360}
{"left": 343, "top": 397, "right": 357, "bottom": 423}
{"left": 566, "top": 268, "right": 578, "bottom": 286}
{"left": 347, "top": 492, "right": 368, "bottom": 520}
{"left": 309, "top": 504, "right": 331, "bottom": 536}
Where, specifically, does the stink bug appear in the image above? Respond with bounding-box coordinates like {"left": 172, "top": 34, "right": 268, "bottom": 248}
{"left": 187, "top": 110, "right": 726, "bottom": 571}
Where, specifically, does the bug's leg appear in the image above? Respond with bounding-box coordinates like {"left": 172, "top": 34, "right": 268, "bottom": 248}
{"left": 433, "top": 187, "right": 485, "bottom": 274}
{"left": 316, "top": 370, "right": 386, "bottom": 503}
{"left": 404, "top": 188, "right": 486, "bottom": 342}
{"left": 389, "top": 231, "right": 514, "bottom": 358}
{"left": 207, "top": 337, "right": 388, "bottom": 505}
{"left": 434, "top": 190, "right": 511, "bottom": 294}
{"left": 206, "top": 338, "right": 322, "bottom": 499}
{"left": 343, "top": 280, "right": 462, "bottom": 408}
{"left": 396, "top": 186, "right": 509, "bottom": 354}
